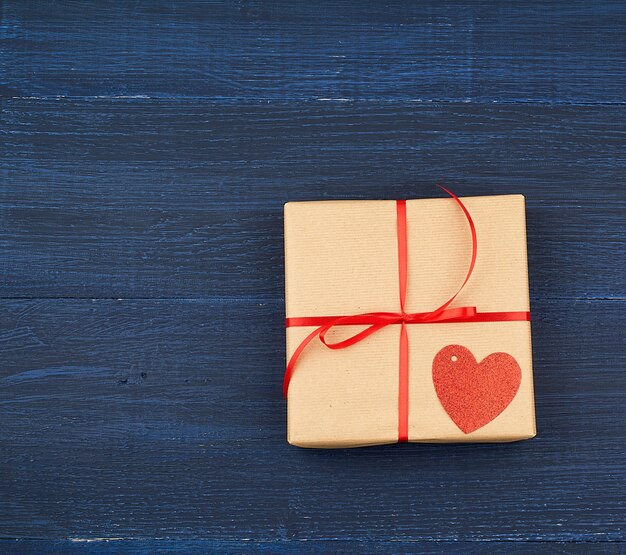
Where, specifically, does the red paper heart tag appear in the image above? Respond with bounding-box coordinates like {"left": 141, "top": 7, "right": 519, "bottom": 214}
{"left": 432, "top": 345, "right": 521, "bottom": 434}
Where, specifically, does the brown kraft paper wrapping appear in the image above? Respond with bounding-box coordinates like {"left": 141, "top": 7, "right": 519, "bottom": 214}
{"left": 284, "top": 194, "right": 536, "bottom": 448}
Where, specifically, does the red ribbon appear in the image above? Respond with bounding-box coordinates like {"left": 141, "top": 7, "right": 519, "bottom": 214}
{"left": 283, "top": 187, "right": 530, "bottom": 442}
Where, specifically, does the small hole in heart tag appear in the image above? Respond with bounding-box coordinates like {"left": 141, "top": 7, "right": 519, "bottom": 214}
{"left": 432, "top": 344, "right": 522, "bottom": 434}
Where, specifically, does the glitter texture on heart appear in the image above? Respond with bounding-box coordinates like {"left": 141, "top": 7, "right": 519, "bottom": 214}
{"left": 432, "top": 344, "right": 522, "bottom": 433}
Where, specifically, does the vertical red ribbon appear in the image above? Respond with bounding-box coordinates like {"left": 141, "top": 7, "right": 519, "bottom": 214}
{"left": 396, "top": 200, "right": 409, "bottom": 442}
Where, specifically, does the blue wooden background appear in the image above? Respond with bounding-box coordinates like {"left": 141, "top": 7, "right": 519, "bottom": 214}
{"left": 1, "top": 1, "right": 625, "bottom": 553}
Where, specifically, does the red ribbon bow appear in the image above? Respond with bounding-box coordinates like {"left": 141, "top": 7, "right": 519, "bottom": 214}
{"left": 283, "top": 187, "right": 530, "bottom": 443}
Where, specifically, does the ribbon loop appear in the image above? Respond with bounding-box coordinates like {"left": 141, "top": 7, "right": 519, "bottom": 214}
{"left": 319, "top": 320, "right": 392, "bottom": 350}
{"left": 284, "top": 188, "right": 479, "bottom": 397}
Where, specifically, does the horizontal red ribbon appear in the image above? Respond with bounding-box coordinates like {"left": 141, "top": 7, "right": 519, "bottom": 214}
{"left": 283, "top": 187, "right": 530, "bottom": 443}
{"left": 286, "top": 311, "right": 530, "bottom": 328}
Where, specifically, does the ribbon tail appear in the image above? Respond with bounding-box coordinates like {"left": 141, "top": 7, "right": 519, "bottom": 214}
{"left": 283, "top": 325, "right": 323, "bottom": 398}
{"left": 284, "top": 314, "right": 400, "bottom": 397}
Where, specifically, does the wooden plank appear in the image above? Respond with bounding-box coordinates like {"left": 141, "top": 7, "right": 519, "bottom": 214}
{"left": 1, "top": 298, "right": 624, "bottom": 540}
{"left": 1, "top": 1, "right": 625, "bottom": 103}
{"left": 2, "top": 99, "right": 625, "bottom": 299}
{"left": 1, "top": 539, "right": 622, "bottom": 554}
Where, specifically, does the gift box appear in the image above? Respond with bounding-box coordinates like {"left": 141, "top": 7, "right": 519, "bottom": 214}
{"left": 283, "top": 191, "right": 536, "bottom": 448}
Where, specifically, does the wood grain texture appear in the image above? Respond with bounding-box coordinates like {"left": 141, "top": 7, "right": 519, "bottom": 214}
{"left": 1, "top": 539, "right": 624, "bottom": 554}
{"left": 2, "top": 99, "right": 624, "bottom": 299}
{"left": 1, "top": 1, "right": 625, "bottom": 103}
{"left": 1, "top": 298, "right": 624, "bottom": 541}
{"left": 1, "top": 0, "right": 625, "bottom": 550}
